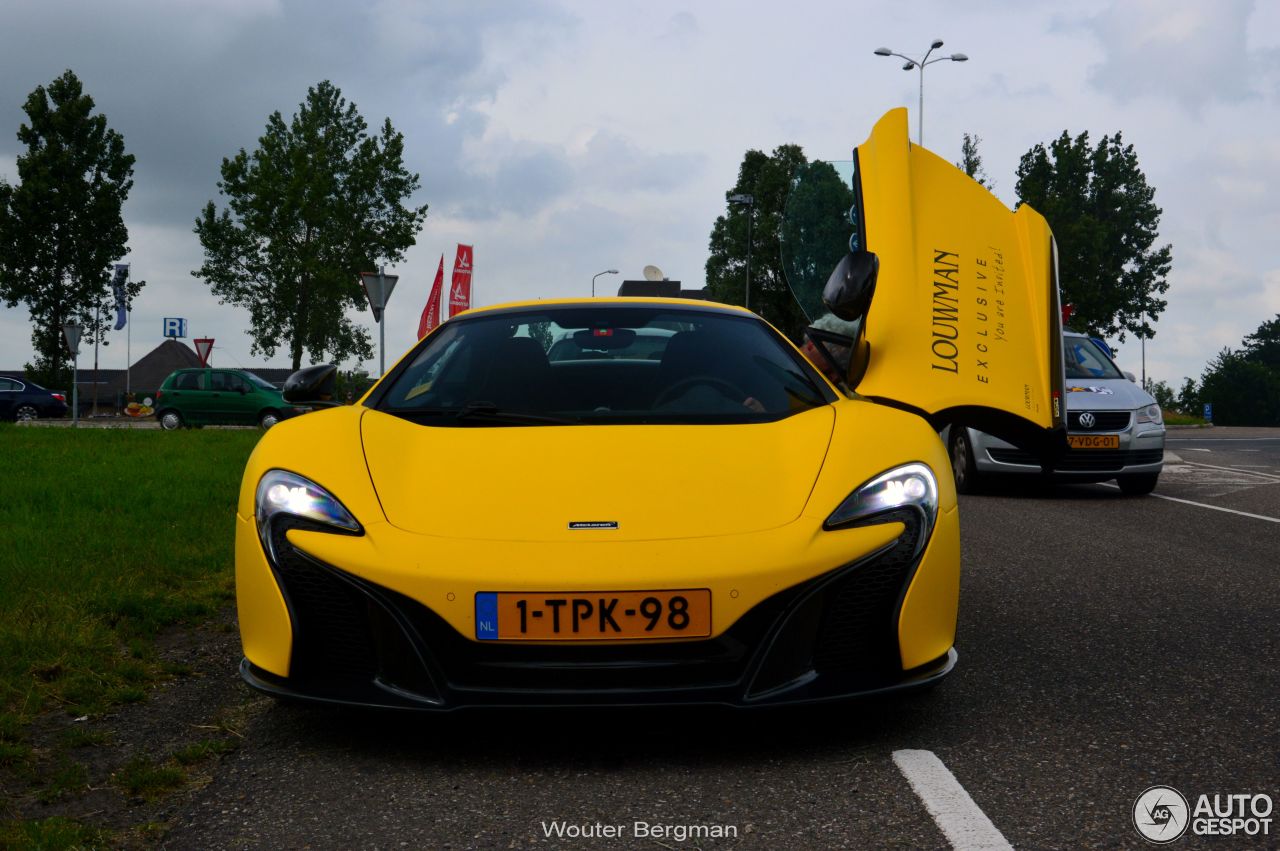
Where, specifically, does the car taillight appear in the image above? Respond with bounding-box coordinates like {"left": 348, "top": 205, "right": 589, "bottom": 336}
{"left": 51, "top": 393, "right": 66, "bottom": 403}
{"left": 156, "top": 390, "right": 163, "bottom": 401}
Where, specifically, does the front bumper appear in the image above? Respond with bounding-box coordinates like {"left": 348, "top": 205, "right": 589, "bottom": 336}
{"left": 237, "top": 506, "right": 959, "bottom": 710}
{"left": 971, "top": 422, "right": 1165, "bottom": 479}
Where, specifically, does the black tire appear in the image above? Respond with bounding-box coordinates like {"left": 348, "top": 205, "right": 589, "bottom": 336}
{"left": 258, "top": 410, "right": 281, "bottom": 430}
{"left": 1117, "top": 473, "right": 1159, "bottom": 496}
{"left": 948, "top": 427, "right": 984, "bottom": 495}
{"left": 14, "top": 404, "right": 39, "bottom": 422}
{"left": 158, "top": 410, "right": 184, "bottom": 430}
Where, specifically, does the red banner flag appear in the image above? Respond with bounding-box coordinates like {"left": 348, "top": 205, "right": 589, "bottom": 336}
{"left": 418, "top": 255, "right": 445, "bottom": 339}
{"left": 448, "top": 243, "right": 473, "bottom": 317}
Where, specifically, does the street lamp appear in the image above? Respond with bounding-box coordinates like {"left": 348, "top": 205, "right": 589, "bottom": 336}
{"left": 874, "top": 39, "right": 968, "bottom": 147}
{"left": 592, "top": 269, "right": 619, "bottom": 297}
{"left": 728, "top": 194, "right": 755, "bottom": 312}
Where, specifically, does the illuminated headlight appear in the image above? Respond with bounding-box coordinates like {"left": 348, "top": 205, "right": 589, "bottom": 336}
{"left": 255, "top": 469, "right": 361, "bottom": 551}
{"left": 1137, "top": 404, "right": 1163, "bottom": 425}
{"left": 825, "top": 463, "right": 939, "bottom": 535}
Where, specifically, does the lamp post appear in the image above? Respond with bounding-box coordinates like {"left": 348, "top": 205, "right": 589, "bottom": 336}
{"left": 728, "top": 194, "right": 755, "bottom": 311}
{"left": 592, "top": 269, "right": 619, "bottom": 297}
{"left": 874, "top": 40, "right": 968, "bottom": 147}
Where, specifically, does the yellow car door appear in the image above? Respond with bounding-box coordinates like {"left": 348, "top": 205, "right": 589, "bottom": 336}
{"left": 782, "top": 108, "right": 1067, "bottom": 459}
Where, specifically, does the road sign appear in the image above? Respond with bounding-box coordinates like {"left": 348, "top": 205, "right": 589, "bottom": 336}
{"left": 163, "top": 318, "right": 188, "bottom": 338}
{"left": 360, "top": 270, "right": 399, "bottom": 322}
{"left": 194, "top": 338, "right": 214, "bottom": 366}
{"left": 1203, "top": 402, "right": 1213, "bottom": 423}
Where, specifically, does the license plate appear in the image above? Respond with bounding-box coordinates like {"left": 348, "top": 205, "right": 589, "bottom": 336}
{"left": 474, "top": 590, "right": 711, "bottom": 641}
{"left": 1068, "top": 434, "right": 1120, "bottom": 449}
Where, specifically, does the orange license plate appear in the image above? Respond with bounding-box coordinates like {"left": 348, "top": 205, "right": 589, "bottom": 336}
{"left": 474, "top": 590, "right": 711, "bottom": 641}
{"left": 1068, "top": 434, "right": 1120, "bottom": 449}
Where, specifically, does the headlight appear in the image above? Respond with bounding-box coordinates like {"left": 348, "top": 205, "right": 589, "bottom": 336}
{"left": 825, "top": 462, "right": 939, "bottom": 536}
{"left": 1136, "top": 404, "right": 1163, "bottom": 425}
{"left": 254, "top": 469, "right": 361, "bottom": 552}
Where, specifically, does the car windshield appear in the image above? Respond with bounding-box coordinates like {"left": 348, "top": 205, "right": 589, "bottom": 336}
{"left": 243, "top": 372, "right": 277, "bottom": 391}
{"left": 1064, "top": 337, "right": 1123, "bottom": 379}
{"left": 371, "top": 305, "right": 834, "bottom": 425}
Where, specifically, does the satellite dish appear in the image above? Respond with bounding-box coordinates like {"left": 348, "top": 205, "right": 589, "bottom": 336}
{"left": 643, "top": 265, "right": 665, "bottom": 282}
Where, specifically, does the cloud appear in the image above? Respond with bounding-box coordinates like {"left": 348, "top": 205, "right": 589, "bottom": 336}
{"left": 1081, "top": 0, "right": 1265, "bottom": 112}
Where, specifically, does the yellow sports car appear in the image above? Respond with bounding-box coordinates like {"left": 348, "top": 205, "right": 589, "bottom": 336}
{"left": 235, "top": 109, "right": 1066, "bottom": 708}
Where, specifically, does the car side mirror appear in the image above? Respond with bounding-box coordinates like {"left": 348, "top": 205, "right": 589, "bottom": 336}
{"left": 822, "top": 250, "right": 879, "bottom": 322}
{"left": 284, "top": 364, "right": 340, "bottom": 407}
{"left": 1124, "top": 371, "right": 1136, "bottom": 383}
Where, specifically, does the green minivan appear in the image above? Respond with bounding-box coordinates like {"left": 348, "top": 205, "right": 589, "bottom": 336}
{"left": 154, "top": 368, "right": 304, "bottom": 430}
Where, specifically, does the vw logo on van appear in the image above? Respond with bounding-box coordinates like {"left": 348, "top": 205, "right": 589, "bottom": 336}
{"left": 1078, "top": 412, "right": 1096, "bottom": 429}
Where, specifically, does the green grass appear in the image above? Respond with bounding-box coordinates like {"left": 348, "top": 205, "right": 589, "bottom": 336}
{"left": 113, "top": 756, "right": 186, "bottom": 800}
{"left": 172, "top": 737, "right": 236, "bottom": 766}
{"left": 0, "top": 426, "right": 260, "bottom": 722}
{"left": 0, "top": 816, "right": 107, "bottom": 850}
{"left": 1162, "top": 410, "right": 1207, "bottom": 426}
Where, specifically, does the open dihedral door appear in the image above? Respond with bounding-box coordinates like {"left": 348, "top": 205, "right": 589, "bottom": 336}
{"left": 781, "top": 108, "right": 1068, "bottom": 462}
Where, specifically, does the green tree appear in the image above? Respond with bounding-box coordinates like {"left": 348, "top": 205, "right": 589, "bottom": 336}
{"left": 0, "top": 70, "right": 137, "bottom": 389}
{"left": 1242, "top": 314, "right": 1280, "bottom": 369}
{"left": 777, "top": 160, "right": 855, "bottom": 325}
{"left": 194, "top": 81, "right": 428, "bottom": 369}
{"left": 1014, "top": 130, "right": 1172, "bottom": 342}
{"left": 1199, "top": 347, "right": 1280, "bottom": 426}
{"left": 1145, "top": 378, "right": 1174, "bottom": 411}
{"left": 1176, "top": 376, "right": 1200, "bottom": 416}
{"left": 707, "top": 145, "right": 820, "bottom": 340}
{"left": 956, "top": 132, "right": 993, "bottom": 190}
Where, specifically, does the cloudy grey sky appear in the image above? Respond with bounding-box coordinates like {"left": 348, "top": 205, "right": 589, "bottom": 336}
{"left": 2, "top": 0, "right": 1278, "bottom": 389}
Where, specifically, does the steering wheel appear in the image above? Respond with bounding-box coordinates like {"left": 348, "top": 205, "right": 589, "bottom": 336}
{"left": 653, "top": 374, "right": 749, "bottom": 408}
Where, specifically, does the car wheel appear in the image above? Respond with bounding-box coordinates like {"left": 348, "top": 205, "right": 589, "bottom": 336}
{"left": 158, "top": 410, "right": 184, "bottom": 430}
{"left": 948, "top": 427, "right": 983, "bottom": 494}
{"left": 14, "top": 404, "right": 39, "bottom": 422}
{"left": 1117, "top": 473, "right": 1159, "bottom": 496}
{"left": 259, "top": 410, "right": 281, "bottom": 430}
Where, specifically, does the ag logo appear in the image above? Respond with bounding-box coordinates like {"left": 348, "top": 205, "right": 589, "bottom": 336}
{"left": 1133, "top": 786, "right": 1189, "bottom": 844}
{"left": 1078, "top": 412, "right": 1096, "bottom": 429}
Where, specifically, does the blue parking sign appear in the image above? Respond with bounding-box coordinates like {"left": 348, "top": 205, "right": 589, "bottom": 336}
{"left": 1203, "top": 402, "right": 1213, "bottom": 423}
{"left": 163, "top": 318, "right": 187, "bottom": 338}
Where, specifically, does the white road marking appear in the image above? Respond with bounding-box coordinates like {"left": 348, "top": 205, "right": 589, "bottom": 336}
{"left": 1167, "top": 437, "right": 1280, "bottom": 441}
{"left": 1182, "top": 447, "right": 1211, "bottom": 452}
{"left": 1181, "top": 461, "right": 1280, "bottom": 482}
{"left": 892, "top": 750, "right": 1013, "bottom": 850}
{"left": 1146, "top": 494, "right": 1280, "bottom": 523}
{"left": 1100, "top": 484, "right": 1280, "bottom": 523}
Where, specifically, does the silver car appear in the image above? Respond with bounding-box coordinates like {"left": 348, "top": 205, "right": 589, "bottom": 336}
{"left": 947, "top": 332, "right": 1165, "bottom": 495}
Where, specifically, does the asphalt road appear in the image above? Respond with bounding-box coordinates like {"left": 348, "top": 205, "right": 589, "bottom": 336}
{"left": 165, "top": 427, "right": 1279, "bottom": 850}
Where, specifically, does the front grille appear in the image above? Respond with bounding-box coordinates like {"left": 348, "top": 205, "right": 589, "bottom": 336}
{"left": 1069, "top": 410, "right": 1131, "bottom": 431}
{"left": 261, "top": 516, "right": 929, "bottom": 705}
{"left": 266, "top": 518, "right": 438, "bottom": 701}
{"left": 988, "top": 447, "right": 1163, "bottom": 471}
{"left": 268, "top": 518, "right": 378, "bottom": 684}
{"left": 811, "top": 508, "right": 921, "bottom": 678}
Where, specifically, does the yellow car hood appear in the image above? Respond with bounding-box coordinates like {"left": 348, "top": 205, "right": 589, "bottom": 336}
{"left": 360, "top": 406, "right": 836, "bottom": 542}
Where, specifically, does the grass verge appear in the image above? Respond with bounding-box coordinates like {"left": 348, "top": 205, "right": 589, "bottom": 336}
{"left": 0, "top": 425, "right": 259, "bottom": 728}
{"left": 1162, "top": 410, "right": 1207, "bottom": 426}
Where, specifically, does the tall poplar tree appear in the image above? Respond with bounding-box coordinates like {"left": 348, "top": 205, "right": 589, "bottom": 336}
{"left": 194, "top": 81, "right": 428, "bottom": 369}
{"left": 0, "top": 70, "right": 137, "bottom": 388}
